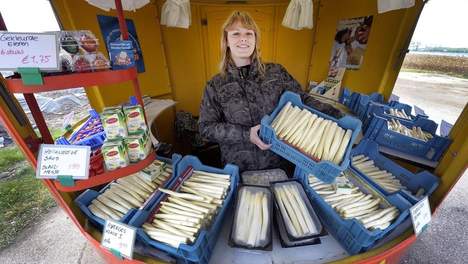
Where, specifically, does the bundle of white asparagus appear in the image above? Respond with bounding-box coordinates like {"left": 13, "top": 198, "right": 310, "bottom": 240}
{"left": 386, "top": 108, "right": 411, "bottom": 120}
{"left": 271, "top": 102, "right": 352, "bottom": 164}
{"left": 352, "top": 155, "right": 406, "bottom": 193}
{"left": 388, "top": 119, "right": 433, "bottom": 142}
{"left": 143, "top": 170, "right": 231, "bottom": 248}
{"left": 88, "top": 162, "right": 173, "bottom": 221}
{"left": 308, "top": 174, "right": 399, "bottom": 230}
{"left": 232, "top": 187, "right": 270, "bottom": 247}
{"left": 273, "top": 183, "right": 319, "bottom": 238}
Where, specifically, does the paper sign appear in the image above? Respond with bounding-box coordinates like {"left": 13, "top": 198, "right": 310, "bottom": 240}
{"left": 440, "top": 120, "right": 453, "bottom": 137}
{"left": 0, "top": 32, "right": 59, "bottom": 71}
{"left": 410, "top": 196, "right": 432, "bottom": 236}
{"left": 101, "top": 220, "right": 136, "bottom": 259}
{"left": 36, "top": 144, "right": 90, "bottom": 179}
{"left": 389, "top": 94, "right": 399, "bottom": 102}
{"left": 414, "top": 105, "right": 426, "bottom": 116}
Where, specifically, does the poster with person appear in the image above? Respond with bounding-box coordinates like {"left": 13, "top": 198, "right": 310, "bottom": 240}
{"left": 97, "top": 15, "right": 145, "bottom": 73}
{"left": 329, "top": 15, "right": 373, "bottom": 70}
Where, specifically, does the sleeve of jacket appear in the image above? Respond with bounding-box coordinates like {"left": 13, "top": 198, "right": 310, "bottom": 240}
{"left": 278, "top": 64, "right": 344, "bottom": 119}
{"left": 198, "top": 80, "right": 251, "bottom": 144}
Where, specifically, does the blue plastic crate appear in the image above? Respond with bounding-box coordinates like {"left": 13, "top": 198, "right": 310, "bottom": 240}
{"left": 129, "top": 155, "right": 239, "bottom": 264}
{"left": 364, "top": 115, "right": 451, "bottom": 162}
{"left": 364, "top": 103, "right": 437, "bottom": 135}
{"left": 350, "top": 139, "right": 440, "bottom": 204}
{"left": 354, "top": 93, "right": 385, "bottom": 121}
{"left": 260, "top": 91, "right": 362, "bottom": 183}
{"left": 339, "top": 88, "right": 352, "bottom": 105}
{"left": 56, "top": 109, "right": 106, "bottom": 151}
{"left": 294, "top": 167, "right": 412, "bottom": 254}
{"left": 74, "top": 154, "right": 181, "bottom": 230}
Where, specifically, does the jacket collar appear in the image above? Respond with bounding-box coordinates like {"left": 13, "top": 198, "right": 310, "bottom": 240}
{"left": 226, "top": 58, "right": 260, "bottom": 81}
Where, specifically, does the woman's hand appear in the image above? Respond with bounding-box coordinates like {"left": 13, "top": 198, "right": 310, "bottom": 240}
{"left": 250, "top": 125, "right": 271, "bottom": 150}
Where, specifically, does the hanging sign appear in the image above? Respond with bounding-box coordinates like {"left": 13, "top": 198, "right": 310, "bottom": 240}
{"left": 101, "top": 220, "right": 136, "bottom": 259}
{"left": 410, "top": 196, "right": 432, "bottom": 236}
{"left": 0, "top": 32, "right": 60, "bottom": 71}
{"left": 36, "top": 144, "right": 90, "bottom": 180}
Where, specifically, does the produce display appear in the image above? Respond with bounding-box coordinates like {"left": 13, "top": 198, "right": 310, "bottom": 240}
{"left": 351, "top": 155, "right": 406, "bottom": 193}
{"left": 142, "top": 170, "right": 231, "bottom": 248}
{"left": 385, "top": 108, "right": 411, "bottom": 120}
{"left": 59, "top": 30, "right": 110, "bottom": 72}
{"left": 271, "top": 102, "right": 352, "bottom": 164}
{"left": 232, "top": 186, "right": 271, "bottom": 248}
{"left": 308, "top": 173, "right": 400, "bottom": 230}
{"left": 387, "top": 119, "right": 433, "bottom": 142}
{"left": 273, "top": 182, "right": 320, "bottom": 238}
{"left": 88, "top": 161, "right": 173, "bottom": 221}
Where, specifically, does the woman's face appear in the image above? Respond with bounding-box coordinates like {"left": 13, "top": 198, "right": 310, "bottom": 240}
{"left": 226, "top": 21, "right": 256, "bottom": 61}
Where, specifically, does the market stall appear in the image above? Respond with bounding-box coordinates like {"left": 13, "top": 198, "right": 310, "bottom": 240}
{"left": 0, "top": 0, "right": 467, "bottom": 263}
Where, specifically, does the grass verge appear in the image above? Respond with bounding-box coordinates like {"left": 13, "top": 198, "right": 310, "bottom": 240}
{"left": 0, "top": 148, "right": 56, "bottom": 249}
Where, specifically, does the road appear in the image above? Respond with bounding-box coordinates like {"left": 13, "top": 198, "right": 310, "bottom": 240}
{"left": 0, "top": 71, "right": 466, "bottom": 263}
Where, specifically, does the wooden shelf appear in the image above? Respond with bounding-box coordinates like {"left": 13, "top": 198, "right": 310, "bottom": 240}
{"left": 53, "top": 152, "right": 156, "bottom": 192}
{"left": 6, "top": 68, "right": 137, "bottom": 93}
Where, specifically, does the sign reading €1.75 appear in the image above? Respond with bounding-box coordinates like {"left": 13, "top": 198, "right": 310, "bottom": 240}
{"left": 36, "top": 145, "right": 90, "bottom": 180}
{"left": 0, "top": 32, "right": 60, "bottom": 71}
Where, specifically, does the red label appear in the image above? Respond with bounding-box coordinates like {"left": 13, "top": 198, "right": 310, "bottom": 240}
{"left": 128, "top": 143, "right": 139, "bottom": 149}
{"left": 107, "top": 150, "right": 118, "bottom": 157}
{"left": 106, "top": 118, "right": 118, "bottom": 124}
{"left": 128, "top": 111, "right": 140, "bottom": 118}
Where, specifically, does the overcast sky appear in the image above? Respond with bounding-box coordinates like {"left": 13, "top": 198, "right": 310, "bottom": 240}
{"left": 0, "top": 0, "right": 467, "bottom": 48}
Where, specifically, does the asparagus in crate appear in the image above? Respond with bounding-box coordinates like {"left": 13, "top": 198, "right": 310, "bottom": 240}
{"left": 88, "top": 160, "right": 173, "bottom": 221}
{"left": 308, "top": 173, "right": 400, "bottom": 230}
{"left": 142, "top": 170, "right": 231, "bottom": 248}
{"left": 233, "top": 187, "right": 270, "bottom": 247}
{"left": 271, "top": 102, "right": 352, "bottom": 164}
{"left": 273, "top": 183, "right": 319, "bottom": 238}
{"left": 388, "top": 119, "right": 433, "bottom": 142}
{"left": 386, "top": 109, "right": 411, "bottom": 120}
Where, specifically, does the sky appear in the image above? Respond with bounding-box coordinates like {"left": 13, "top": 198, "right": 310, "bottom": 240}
{"left": 0, "top": 0, "right": 467, "bottom": 48}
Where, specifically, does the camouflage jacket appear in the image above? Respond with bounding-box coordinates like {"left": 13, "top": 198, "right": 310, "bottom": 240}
{"left": 199, "top": 62, "right": 342, "bottom": 172}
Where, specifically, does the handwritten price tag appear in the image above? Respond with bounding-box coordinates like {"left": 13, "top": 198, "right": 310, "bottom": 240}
{"left": 36, "top": 144, "right": 90, "bottom": 180}
{"left": 410, "top": 196, "right": 432, "bottom": 236}
{"left": 101, "top": 220, "right": 136, "bottom": 259}
{"left": 0, "top": 32, "right": 59, "bottom": 71}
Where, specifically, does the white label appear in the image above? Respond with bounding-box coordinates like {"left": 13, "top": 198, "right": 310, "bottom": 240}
{"left": 36, "top": 144, "right": 90, "bottom": 179}
{"left": 101, "top": 220, "right": 136, "bottom": 259}
{"left": 410, "top": 196, "right": 432, "bottom": 236}
{"left": 0, "top": 32, "right": 59, "bottom": 71}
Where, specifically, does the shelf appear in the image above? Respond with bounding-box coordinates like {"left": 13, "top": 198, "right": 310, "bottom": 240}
{"left": 53, "top": 152, "right": 156, "bottom": 192}
{"left": 6, "top": 68, "right": 137, "bottom": 93}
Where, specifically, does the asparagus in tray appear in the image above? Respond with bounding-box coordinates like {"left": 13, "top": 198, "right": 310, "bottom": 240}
{"left": 271, "top": 102, "right": 352, "bottom": 164}
{"left": 308, "top": 173, "right": 400, "bottom": 230}
{"left": 143, "top": 170, "right": 231, "bottom": 248}
{"left": 387, "top": 118, "right": 433, "bottom": 142}
{"left": 88, "top": 160, "right": 173, "bottom": 221}
{"left": 232, "top": 186, "right": 271, "bottom": 248}
{"left": 386, "top": 108, "right": 412, "bottom": 120}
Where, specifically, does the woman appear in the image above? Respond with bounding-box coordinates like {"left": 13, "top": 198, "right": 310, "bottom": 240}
{"left": 199, "top": 11, "right": 342, "bottom": 172}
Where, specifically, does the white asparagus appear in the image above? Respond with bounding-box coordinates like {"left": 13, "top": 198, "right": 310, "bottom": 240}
{"left": 159, "top": 188, "right": 212, "bottom": 203}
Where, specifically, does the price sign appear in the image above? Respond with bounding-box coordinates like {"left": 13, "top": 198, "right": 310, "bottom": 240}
{"left": 410, "top": 196, "right": 432, "bottom": 236}
{"left": 36, "top": 144, "right": 90, "bottom": 179}
{"left": 0, "top": 32, "right": 59, "bottom": 71}
{"left": 101, "top": 220, "right": 136, "bottom": 259}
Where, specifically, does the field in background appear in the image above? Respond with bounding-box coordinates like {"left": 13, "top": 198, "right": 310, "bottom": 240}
{"left": 402, "top": 53, "right": 468, "bottom": 79}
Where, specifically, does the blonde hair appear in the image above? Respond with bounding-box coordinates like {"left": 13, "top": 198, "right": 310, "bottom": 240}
{"left": 219, "top": 11, "right": 265, "bottom": 77}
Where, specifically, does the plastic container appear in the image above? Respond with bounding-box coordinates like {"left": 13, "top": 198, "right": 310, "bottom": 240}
{"left": 294, "top": 167, "right": 412, "bottom": 254}
{"left": 354, "top": 93, "right": 385, "bottom": 121}
{"left": 260, "top": 91, "right": 362, "bottom": 183}
{"left": 241, "top": 169, "right": 288, "bottom": 187}
{"left": 229, "top": 185, "right": 273, "bottom": 250}
{"left": 271, "top": 179, "right": 323, "bottom": 241}
{"left": 74, "top": 155, "right": 180, "bottom": 230}
{"left": 364, "top": 115, "right": 451, "bottom": 162}
{"left": 129, "top": 155, "right": 239, "bottom": 264}
{"left": 55, "top": 109, "right": 106, "bottom": 151}
{"left": 350, "top": 139, "right": 440, "bottom": 204}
